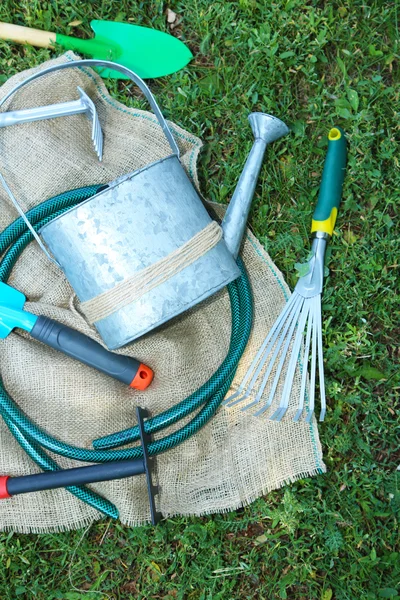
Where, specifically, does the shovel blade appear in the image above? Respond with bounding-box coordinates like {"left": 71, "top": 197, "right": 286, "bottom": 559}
{"left": 89, "top": 20, "right": 193, "bottom": 79}
{"left": 0, "top": 282, "right": 26, "bottom": 339}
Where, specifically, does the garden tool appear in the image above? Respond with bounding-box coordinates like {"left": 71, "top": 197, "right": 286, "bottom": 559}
{"left": 0, "top": 59, "right": 290, "bottom": 350}
{"left": 0, "top": 281, "right": 153, "bottom": 390}
{"left": 224, "top": 127, "right": 347, "bottom": 423}
{"left": 0, "top": 408, "right": 161, "bottom": 524}
{"left": 0, "top": 86, "right": 103, "bottom": 160}
{"left": 0, "top": 20, "right": 193, "bottom": 79}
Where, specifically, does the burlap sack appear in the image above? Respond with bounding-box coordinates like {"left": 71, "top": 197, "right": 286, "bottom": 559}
{"left": 0, "top": 54, "right": 325, "bottom": 532}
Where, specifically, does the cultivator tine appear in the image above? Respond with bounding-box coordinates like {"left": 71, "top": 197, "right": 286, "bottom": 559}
{"left": 78, "top": 87, "right": 103, "bottom": 161}
{"left": 253, "top": 295, "right": 303, "bottom": 416}
{"left": 251, "top": 295, "right": 303, "bottom": 409}
{"left": 243, "top": 296, "right": 302, "bottom": 411}
{"left": 229, "top": 294, "right": 302, "bottom": 412}
{"left": 305, "top": 296, "right": 319, "bottom": 423}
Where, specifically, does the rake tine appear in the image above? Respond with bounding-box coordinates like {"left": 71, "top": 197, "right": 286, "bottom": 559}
{"left": 78, "top": 86, "right": 103, "bottom": 161}
{"left": 237, "top": 295, "right": 303, "bottom": 410}
{"left": 91, "top": 119, "right": 97, "bottom": 151}
{"left": 224, "top": 293, "right": 298, "bottom": 404}
{"left": 272, "top": 298, "right": 311, "bottom": 421}
{"left": 92, "top": 115, "right": 98, "bottom": 144}
{"left": 239, "top": 295, "right": 302, "bottom": 411}
{"left": 223, "top": 293, "right": 298, "bottom": 406}
{"left": 293, "top": 302, "right": 314, "bottom": 422}
{"left": 96, "top": 114, "right": 103, "bottom": 153}
{"left": 268, "top": 297, "right": 306, "bottom": 420}
{"left": 305, "top": 296, "right": 318, "bottom": 423}
{"left": 254, "top": 295, "right": 303, "bottom": 416}
{"left": 316, "top": 297, "right": 326, "bottom": 421}
{"left": 90, "top": 109, "right": 101, "bottom": 158}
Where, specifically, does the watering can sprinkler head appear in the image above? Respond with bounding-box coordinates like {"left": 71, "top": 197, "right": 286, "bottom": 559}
{"left": 248, "top": 112, "right": 290, "bottom": 144}
{"left": 221, "top": 112, "right": 290, "bottom": 260}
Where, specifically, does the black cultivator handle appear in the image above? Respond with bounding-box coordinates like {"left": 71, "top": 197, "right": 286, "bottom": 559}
{"left": 0, "top": 408, "right": 161, "bottom": 524}
{"left": 0, "top": 458, "right": 145, "bottom": 495}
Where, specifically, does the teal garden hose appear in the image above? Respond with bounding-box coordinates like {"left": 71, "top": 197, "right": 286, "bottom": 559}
{"left": 0, "top": 186, "right": 253, "bottom": 519}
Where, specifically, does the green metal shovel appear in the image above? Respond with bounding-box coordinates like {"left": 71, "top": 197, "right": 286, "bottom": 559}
{"left": 0, "top": 20, "right": 193, "bottom": 79}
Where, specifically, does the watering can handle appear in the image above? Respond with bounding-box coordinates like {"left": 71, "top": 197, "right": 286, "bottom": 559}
{"left": 0, "top": 59, "right": 180, "bottom": 262}
{"left": 0, "top": 59, "right": 180, "bottom": 156}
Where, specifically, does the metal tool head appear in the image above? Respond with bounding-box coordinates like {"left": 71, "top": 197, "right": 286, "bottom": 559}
{"left": 76, "top": 86, "right": 103, "bottom": 161}
{"left": 223, "top": 234, "right": 329, "bottom": 422}
{"left": 0, "top": 282, "right": 26, "bottom": 338}
{"left": 0, "top": 281, "right": 26, "bottom": 309}
{"left": 293, "top": 234, "right": 328, "bottom": 299}
{"left": 0, "top": 85, "right": 103, "bottom": 161}
{"left": 223, "top": 289, "right": 326, "bottom": 423}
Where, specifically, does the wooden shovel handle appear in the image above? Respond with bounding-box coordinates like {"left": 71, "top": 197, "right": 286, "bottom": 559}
{"left": 0, "top": 22, "right": 56, "bottom": 48}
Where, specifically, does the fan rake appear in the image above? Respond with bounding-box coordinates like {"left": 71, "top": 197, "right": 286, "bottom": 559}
{"left": 224, "top": 127, "right": 348, "bottom": 422}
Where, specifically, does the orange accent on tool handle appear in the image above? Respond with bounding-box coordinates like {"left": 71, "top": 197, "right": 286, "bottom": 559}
{"left": 0, "top": 476, "right": 11, "bottom": 499}
{"left": 30, "top": 316, "right": 154, "bottom": 390}
{"left": 130, "top": 363, "right": 154, "bottom": 390}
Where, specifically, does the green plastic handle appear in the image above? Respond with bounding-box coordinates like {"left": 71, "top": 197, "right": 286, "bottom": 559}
{"left": 311, "top": 127, "right": 347, "bottom": 236}
{"left": 56, "top": 33, "right": 118, "bottom": 60}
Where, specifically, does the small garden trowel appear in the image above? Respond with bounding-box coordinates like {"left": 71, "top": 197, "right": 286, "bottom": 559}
{"left": 0, "top": 282, "right": 153, "bottom": 390}
{"left": 0, "top": 20, "right": 193, "bottom": 79}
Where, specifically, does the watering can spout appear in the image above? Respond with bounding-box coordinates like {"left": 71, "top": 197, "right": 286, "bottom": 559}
{"left": 221, "top": 112, "right": 290, "bottom": 259}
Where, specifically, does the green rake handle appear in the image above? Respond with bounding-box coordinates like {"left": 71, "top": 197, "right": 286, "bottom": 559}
{"left": 311, "top": 127, "right": 347, "bottom": 236}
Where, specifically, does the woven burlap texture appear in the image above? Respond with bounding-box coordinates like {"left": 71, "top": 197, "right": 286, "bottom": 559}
{"left": 0, "top": 53, "right": 325, "bottom": 532}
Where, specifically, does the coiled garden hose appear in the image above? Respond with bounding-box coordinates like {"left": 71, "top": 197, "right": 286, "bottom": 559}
{"left": 0, "top": 185, "right": 253, "bottom": 519}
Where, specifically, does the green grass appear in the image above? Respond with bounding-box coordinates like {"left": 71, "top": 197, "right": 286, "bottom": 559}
{"left": 0, "top": 1, "right": 399, "bottom": 598}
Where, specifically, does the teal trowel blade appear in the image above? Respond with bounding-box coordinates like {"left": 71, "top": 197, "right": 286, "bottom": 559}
{"left": 0, "top": 282, "right": 36, "bottom": 338}
{"left": 56, "top": 20, "right": 193, "bottom": 79}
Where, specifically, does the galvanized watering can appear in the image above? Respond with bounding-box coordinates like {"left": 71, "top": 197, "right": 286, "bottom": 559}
{"left": 0, "top": 60, "right": 289, "bottom": 350}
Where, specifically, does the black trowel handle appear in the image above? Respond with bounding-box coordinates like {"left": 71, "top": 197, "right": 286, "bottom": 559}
{"left": 30, "top": 316, "right": 153, "bottom": 390}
